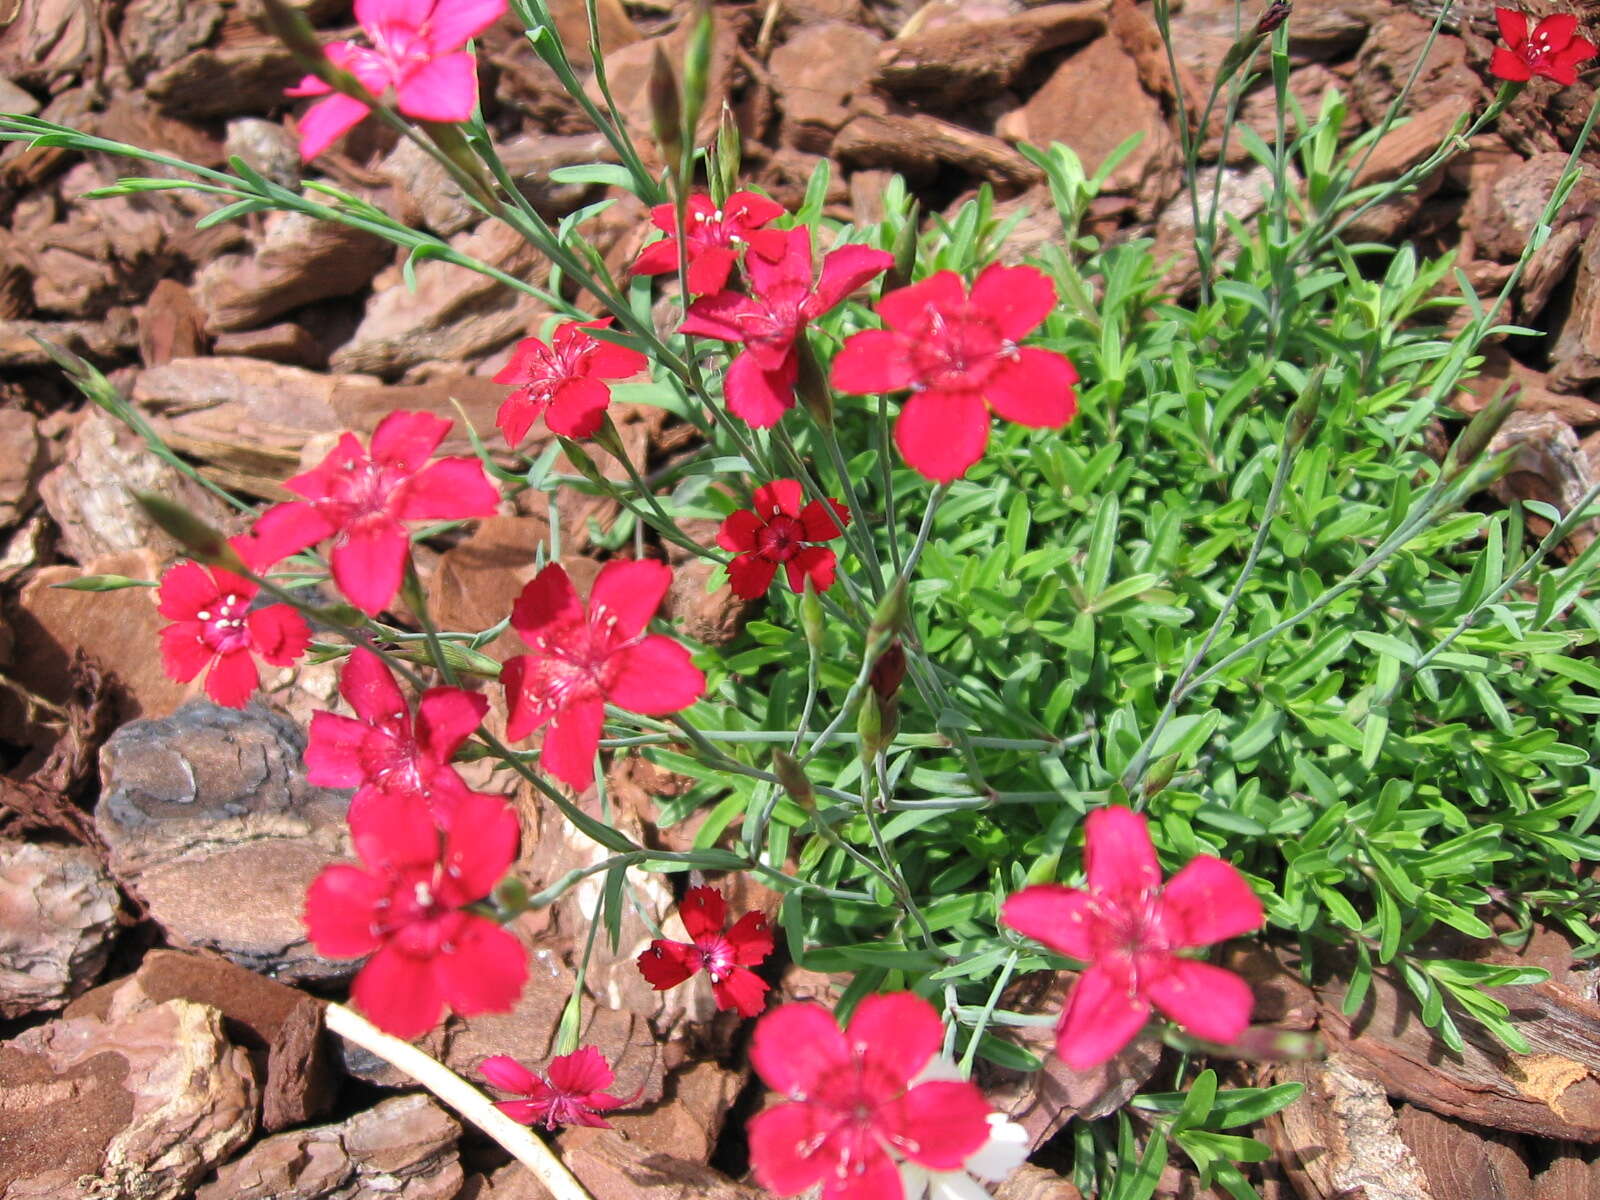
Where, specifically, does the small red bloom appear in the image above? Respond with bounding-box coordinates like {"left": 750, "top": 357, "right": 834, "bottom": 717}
{"left": 491, "top": 319, "right": 649, "bottom": 445}
{"left": 245, "top": 410, "right": 499, "bottom": 618}
{"left": 306, "top": 647, "right": 489, "bottom": 829}
{"left": 304, "top": 789, "right": 526, "bottom": 1038}
{"left": 480, "top": 1047, "right": 628, "bottom": 1129}
{"left": 831, "top": 264, "right": 1079, "bottom": 483}
{"left": 1491, "top": 8, "right": 1597, "bottom": 85}
{"left": 1001, "top": 807, "right": 1264, "bottom": 1071}
{"left": 637, "top": 886, "right": 774, "bottom": 1017}
{"left": 680, "top": 227, "right": 892, "bottom": 427}
{"left": 747, "top": 993, "right": 992, "bottom": 1200}
{"left": 630, "top": 192, "right": 790, "bottom": 296}
{"left": 157, "top": 558, "right": 311, "bottom": 709}
{"left": 503, "top": 560, "right": 705, "bottom": 792}
{"left": 717, "top": 480, "right": 851, "bottom": 600}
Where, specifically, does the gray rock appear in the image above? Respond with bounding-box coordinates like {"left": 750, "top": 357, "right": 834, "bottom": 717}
{"left": 96, "top": 701, "right": 355, "bottom": 982}
{"left": 0, "top": 841, "right": 119, "bottom": 1018}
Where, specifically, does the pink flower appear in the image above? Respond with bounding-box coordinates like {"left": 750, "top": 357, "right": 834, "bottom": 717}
{"left": 747, "top": 993, "right": 992, "bottom": 1200}
{"left": 306, "top": 647, "right": 489, "bottom": 829}
{"left": 831, "top": 264, "right": 1079, "bottom": 483}
{"left": 1000, "top": 807, "right": 1264, "bottom": 1071}
{"left": 480, "top": 1047, "right": 628, "bottom": 1129}
{"left": 304, "top": 789, "right": 526, "bottom": 1038}
{"left": 717, "top": 479, "right": 851, "bottom": 600}
{"left": 629, "top": 191, "right": 789, "bottom": 296}
{"left": 491, "top": 319, "right": 648, "bottom": 445}
{"left": 157, "top": 558, "right": 311, "bottom": 709}
{"left": 1490, "top": 8, "right": 1597, "bottom": 85}
{"left": 636, "top": 885, "right": 774, "bottom": 1016}
{"left": 245, "top": 410, "right": 499, "bottom": 617}
{"left": 286, "top": 0, "right": 507, "bottom": 160}
{"left": 680, "top": 227, "right": 892, "bottom": 427}
{"left": 503, "top": 560, "right": 705, "bottom": 792}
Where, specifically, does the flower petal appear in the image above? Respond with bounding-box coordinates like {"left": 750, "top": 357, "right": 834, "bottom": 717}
{"left": 679, "top": 886, "right": 728, "bottom": 941}
{"left": 877, "top": 271, "right": 966, "bottom": 333}
{"left": 353, "top": 944, "right": 445, "bottom": 1039}
{"left": 1496, "top": 5, "right": 1528, "bottom": 47}
{"left": 589, "top": 558, "right": 674, "bottom": 638}
{"left": 687, "top": 245, "right": 739, "bottom": 296}
{"left": 717, "top": 508, "right": 763, "bottom": 553}
{"left": 417, "top": 686, "right": 489, "bottom": 764}
{"left": 305, "top": 711, "right": 371, "bottom": 787}
{"left": 349, "top": 789, "right": 441, "bottom": 875}
{"left": 752, "top": 479, "right": 804, "bottom": 520}
{"left": 605, "top": 635, "right": 706, "bottom": 714}
{"left": 784, "top": 546, "right": 836, "bottom": 595}
{"left": 1160, "top": 856, "right": 1263, "bottom": 948}
{"left": 545, "top": 376, "right": 612, "bottom": 439}
{"left": 848, "top": 991, "right": 944, "bottom": 1086}
{"left": 371, "top": 410, "right": 452, "bottom": 471}
{"left": 799, "top": 498, "right": 850, "bottom": 541}
{"left": 681, "top": 291, "right": 764, "bottom": 342}
{"left": 437, "top": 918, "right": 528, "bottom": 1018}
{"left": 158, "top": 622, "right": 211, "bottom": 684}
{"left": 205, "top": 648, "right": 260, "bottom": 708}
{"left": 340, "top": 646, "right": 408, "bottom": 725}
{"left": 985, "top": 348, "right": 1079, "bottom": 428}
{"left": 480, "top": 1054, "right": 540, "bottom": 1095}
{"left": 541, "top": 696, "right": 606, "bottom": 791}
{"left": 156, "top": 561, "right": 220, "bottom": 621}
{"left": 748, "top": 1102, "right": 833, "bottom": 1196}
{"left": 712, "top": 967, "right": 770, "bottom": 1018}
{"left": 830, "top": 329, "right": 916, "bottom": 395}
{"left": 821, "top": 1143, "right": 901, "bottom": 1200}
{"left": 809, "top": 245, "right": 893, "bottom": 315}
{"left": 630, "top": 238, "right": 682, "bottom": 277}
{"left": 1000, "top": 884, "right": 1096, "bottom": 960}
{"left": 895, "top": 389, "right": 990, "bottom": 483}
{"left": 397, "top": 457, "right": 500, "bottom": 520}
{"left": 1055, "top": 965, "right": 1150, "bottom": 1071}
{"left": 242, "top": 501, "right": 337, "bottom": 568}
{"left": 331, "top": 519, "right": 410, "bottom": 616}
{"left": 727, "top": 553, "right": 779, "bottom": 600}
{"left": 1144, "top": 958, "right": 1255, "bottom": 1045}
{"left": 881, "top": 1079, "right": 992, "bottom": 1170}
{"left": 725, "top": 349, "right": 798, "bottom": 428}
{"left": 751, "top": 1002, "right": 851, "bottom": 1096}
{"left": 547, "top": 1045, "right": 615, "bottom": 1095}
{"left": 745, "top": 227, "right": 813, "bottom": 298}
{"left": 304, "top": 864, "right": 386, "bottom": 958}
{"left": 443, "top": 791, "right": 520, "bottom": 899}
{"left": 579, "top": 328, "right": 649, "bottom": 380}
{"left": 1490, "top": 46, "right": 1534, "bottom": 80}
{"left": 726, "top": 190, "right": 786, "bottom": 227}
{"left": 295, "top": 93, "right": 372, "bottom": 160}
{"left": 1535, "top": 11, "right": 1579, "bottom": 48}
{"left": 969, "top": 263, "right": 1056, "bottom": 341}
{"left": 637, "top": 938, "right": 699, "bottom": 990}
{"left": 511, "top": 564, "right": 582, "bottom": 644}
{"left": 424, "top": 0, "right": 507, "bottom": 48}
{"left": 395, "top": 51, "right": 480, "bottom": 122}
{"left": 1084, "top": 807, "right": 1162, "bottom": 897}
{"left": 247, "top": 604, "right": 312, "bottom": 666}
{"left": 727, "top": 910, "right": 775, "bottom": 965}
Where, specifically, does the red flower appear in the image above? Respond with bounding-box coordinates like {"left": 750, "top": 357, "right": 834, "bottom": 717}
{"left": 747, "top": 993, "right": 992, "bottom": 1200}
{"left": 680, "top": 227, "right": 892, "bottom": 427}
{"left": 480, "top": 1047, "right": 629, "bottom": 1129}
{"left": 157, "top": 558, "right": 311, "bottom": 709}
{"left": 304, "top": 789, "right": 527, "bottom": 1038}
{"left": 491, "top": 319, "right": 649, "bottom": 446}
{"left": 717, "top": 480, "right": 851, "bottom": 600}
{"left": 245, "top": 411, "right": 499, "bottom": 617}
{"left": 503, "top": 560, "right": 705, "bottom": 792}
{"left": 1491, "top": 8, "right": 1597, "bottom": 84}
{"left": 831, "top": 264, "right": 1079, "bottom": 483}
{"left": 1000, "top": 807, "right": 1264, "bottom": 1071}
{"left": 629, "top": 191, "right": 789, "bottom": 296}
{"left": 636, "top": 885, "right": 774, "bottom": 1016}
{"left": 306, "top": 647, "right": 489, "bottom": 829}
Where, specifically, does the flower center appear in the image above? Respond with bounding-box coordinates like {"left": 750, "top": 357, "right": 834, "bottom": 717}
{"left": 697, "top": 936, "right": 734, "bottom": 981}
{"left": 907, "top": 305, "right": 1005, "bottom": 391}
{"left": 754, "top": 514, "right": 805, "bottom": 562}
{"left": 198, "top": 592, "right": 252, "bottom": 654}
{"left": 369, "top": 21, "right": 433, "bottom": 82}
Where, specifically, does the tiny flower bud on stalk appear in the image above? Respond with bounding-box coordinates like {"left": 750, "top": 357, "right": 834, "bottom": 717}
{"left": 1214, "top": 2, "right": 1289, "bottom": 87}
{"left": 648, "top": 46, "right": 683, "bottom": 172}
{"left": 794, "top": 336, "right": 834, "bottom": 428}
{"left": 800, "top": 580, "right": 825, "bottom": 650}
{"left": 870, "top": 576, "right": 909, "bottom": 646}
{"left": 135, "top": 491, "right": 248, "bottom": 572}
{"left": 256, "top": 0, "right": 330, "bottom": 77}
{"left": 420, "top": 122, "right": 499, "bottom": 209}
{"left": 772, "top": 749, "right": 816, "bottom": 811}
{"left": 559, "top": 437, "right": 610, "bottom": 488}
{"left": 1443, "top": 384, "right": 1520, "bottom": 482}
{"left": 680, "top": 0, "right": 715, "bottom": 160}
{"left": 1284, "top": 364, "right": 1326, "bottom": 451}
{"left": 886, "top": 199, "right": 921, "bottom": 293}
{"left": 714, "top": 104, "right": 741, "bottom": 204}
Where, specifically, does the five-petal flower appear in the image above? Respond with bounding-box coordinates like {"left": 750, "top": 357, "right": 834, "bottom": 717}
{"left": 831, "top": 264, "right": 1079, "bottom": 483}
{"left": 1000, "top": 807, "right": 1264, "bottom": 1071}
{"left": 717, "top": 480, "right": 851, "bottom": 600}
{"left": 304, "top": 788, "right": 527, "bottom": 1038}
{"left": 630, "top": 191, "right": 790, "bottom": 295}
{"left": 480, "top": 1047, "right": 629, "bottom": 1129}
{"left": 636, "top": 885, "right": 774, "bottom": 1016}
{"left": 492, "top": 319, "right": 649, "bottom": 445}
{"left": 746, "top": 993, "right": 992, "bottom": 1200}
{"left": 1491, "top": 8, "right": 1597, "bottom": 85}
{"left": 157, "top": 558, "right": 311, "bottom": 708}
{"left": 680, "top": 227, "right": 892, "bottom": 427}
{"left": 286, "top": 0, "right": 507, "bottom": 160}
{"left": 245, "top": 410, "right": 499, "bottom": 618}
{"left": 306, "top": 647, "right": 489, "bottom": 829}
{"left": 502, "top": 560, "right": 705, "bottom": 792}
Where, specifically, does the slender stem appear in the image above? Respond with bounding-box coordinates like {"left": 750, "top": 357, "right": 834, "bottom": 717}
{"left": 403, "top": 558, "right": 458, "bottom": 687}
{"left": 817, "top": 420, "right": 885, "bottom": 593}
{"left": 868, "top": 752, "right": 938, "bottom": 950}
{"left": 323, "top": 1003, "right": 596, "bottom": 1200}
{"left": 878, "top": 393, "right": 903, "bottom": 574}
{"left": 601, "top": 729, "right": 1067, "bottom": 750}
{"left": 958, "top": 949, "right": 1020, "bottom": 1077}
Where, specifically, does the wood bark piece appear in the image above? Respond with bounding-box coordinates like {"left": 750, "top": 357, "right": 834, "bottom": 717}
{"left": 874, "top": 0, "right": 1108, "bottom": 104}
{"left": 146, "top": 36, "right": 311, "bottom": 118}
{"left": 1395, "top": 1105, "right": 1534, "bottom": 1200}
{"left": 835, "top": 110, "right": 1043, "bottom": 190}
{"left": 769, "top": 22, "right": 883, "bottom": 153}
{"left": 0, "top": 841, "right": 119, "bottom": 1019}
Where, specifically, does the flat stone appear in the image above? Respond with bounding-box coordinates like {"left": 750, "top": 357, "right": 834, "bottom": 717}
{"left": 96, "top": 702, "right": 355, "bottom": 982}
{"left": 0, "top": 998, "right": 257, "bottom": 1200}
{"left": 0, "top": 841, "right": 119, "bottom": 1018}
{"left": 769, "top": 23, "right": 882, "bottom": 153}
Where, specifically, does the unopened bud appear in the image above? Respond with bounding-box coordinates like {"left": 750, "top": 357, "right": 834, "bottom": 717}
{"left": 493, "top": 874, "right": 529, "bottom": 916}
{"left": 680, "top": 0, "right": 715, "bottom": 155}
{"left": 795, "top": 336, "right": 834, "bottom": 428}
{"left": 772, "top": 749, "right": 815, "bottom": 811}
{"left": 869, "top": 577, "right": 909, "bottom": 644}
{"left": 1254, "top": 0, "right": 1292, "bottom": 35}
{"left": 715, "top": 104, "right": 741, "bottom": 204}
{"left": 801, "top": 579, "right": 825, "bottom": 650}
{"left": 50, "top": 574, "right": 157, "bottom": 593}
{"left": 134, "top": 491, "right": 246, "bottom": 571}
{"left": 869, "top": 639, "right": 906, "bottom": 703}
{"left": 1443, "top": 384, "right": 1520, "bottom": 482}
{"left": 1284, "top": 365, "right": 1326, "bottom": 451}
{"left": 421, "top": 122, "right": 498, "bottom": 208}
{"left": 648, "top": 45, "right": 684, "bottom": 170}
{"left": 559, "top": 437, "right": 608, "bottom": 487}
{"left": 886, "top": 200, "right": 921, "bottom": 293}
{"left": 856, "top": 689, "right": 886, "bottom": 760}
{"left": 256, "top": 0, "right": 330, "bottom": 77}
{"left": 1142, "top": 751, "right": 1179, "bottom": 799}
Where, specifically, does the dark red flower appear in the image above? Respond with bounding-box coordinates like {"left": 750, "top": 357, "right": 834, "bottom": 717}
{"left": 637, "top": 886, "right": 774, "bottom": 1017}
{"left": 304, "top": 789, "right": 526, "bottom": 1038}
{"left": 157, "top": 557, "right": 311, "bottom": 709}
{"left": 747, "top": 993, "right": 992, "bottom": 1200}
{"left": 680, "top": 227, "right": 892, "bottom": 427}
{"left": 1491, "top": 8, "right": 1597, "bottom": 84}
{"left": 306, "top": 647, "right": 489, "bottom": 829}
{"left": 1001, "top": 807, "right": 1264, "bottom": 1070}
{"left": 480, "top": 1047, "right": 628, "bottom": 1129}
{"left": 831, "top": 264, "right": 1079, "bottom": 483}
{"left": 629, "top": 191, "right": 789, "bottom": 295}
{"left": 244, "top": 410, "right": 499, "bottom": 617}
{"left": 717, "top": 480, "right": 850, "bottom": 600}
{"left": 503, "top": 560, "right": 705, "bottom": 792}
{"left": 491, "top": 319, "right": 649, "bottom": 445}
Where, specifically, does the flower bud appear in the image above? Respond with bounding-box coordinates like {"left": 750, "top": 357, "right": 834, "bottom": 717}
{"left": 493, "top": 874, "right": 530, "bottom": 916}
{"left": 886, "top": 200, "right": 921, "bottom": 294}
{"left": 772, "top": 749, "right": 815, "bottom": 811}
{"left": 869, "top": 639, "right": 906, "bottom": 703}
{"left": 795, "top": 336, "right": 834, "bottom": 428}
{"left": 559, "top": 437, "right": 609, "bottom": 487}
{"left": 1443, "top": 385, "right": 1519, "bottom": 482}
{"left": 1284, "top": 365, "right": 1326, "bottom": 452}
{"left": 256, "top": 0, "right": 330, "bottom": 77}
{"left": 714, "top": 104, "right": 741, "bottom": 204}
{"left": 648, "top": 45, "right": 684, "bottom": 170}
{"left": 869, "top": 577, "right": 909, "bottom": 644}
{"left": 680, "top": 0, "right": 715, "bottom": 155}
{"left": 420, "top": 122, "right": 498, "bottom": 209}
{"left": 856, "top": 689, "right": 886, "bottom": 761}
{"left": 801, "top": 579, "right": 825, "bottom": 650}
{"left": 1253, "top": 0, "right": 1292, "bottom": 35}
{"left": 134, "top": 491, "right": 247, "bottom": 572}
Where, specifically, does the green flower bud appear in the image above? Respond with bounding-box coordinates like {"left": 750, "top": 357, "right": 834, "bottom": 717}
{"left": 134, "top": 491, "right": 246, "bottom": 572}
{"left": 772, "top": 749, "right": 815, "bottom": 811}
{"left": 648, "top": 45, "right": 684, "bottom": 170}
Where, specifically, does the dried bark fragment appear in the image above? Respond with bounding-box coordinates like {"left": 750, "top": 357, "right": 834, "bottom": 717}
{"left": 0, "top": 842, "right": 119, "bottom": 1018}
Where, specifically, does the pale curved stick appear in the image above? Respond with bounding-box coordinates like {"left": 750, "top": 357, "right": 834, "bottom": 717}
{"left": 323, "top": 1001, "right": 596, "bottom": 1200}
